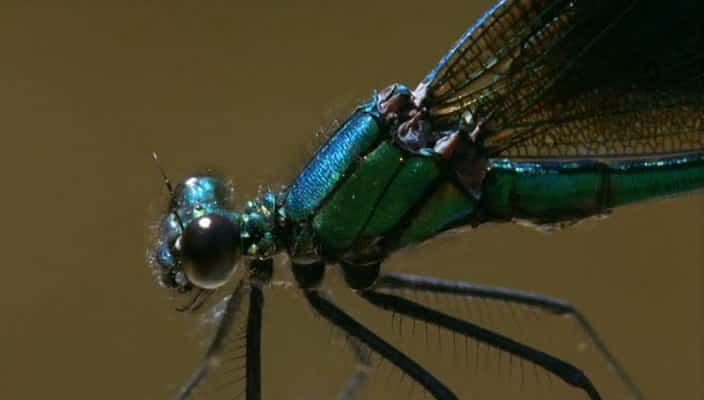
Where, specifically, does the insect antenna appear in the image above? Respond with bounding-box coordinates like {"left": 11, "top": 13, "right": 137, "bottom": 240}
{"left": 152, "top": 151, "right": 186, "bottom": 231}
{"left": 152, "top": 151, "right": 175, "bottom": 193}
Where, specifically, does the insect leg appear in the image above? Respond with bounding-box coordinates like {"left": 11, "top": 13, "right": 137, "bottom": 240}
{"left": 373, "top": 272, "right": 641, "bottom": 400}
{"left": 173, "top": 280, "right": 247, "bottom": 400}
{"left": 176, "top": 288, "right": 215, "bottom": 313}
{"left": 359, "top": 289, "right": 602, "bottom": 400}
{"left": 335, "top": 326, "right": 372, "bottom": 400}
{"left": 245, "top": 284, "right": 264, "bottom": 400}
{"left": 303, "top": 289, "right": 458, "bottom": 400}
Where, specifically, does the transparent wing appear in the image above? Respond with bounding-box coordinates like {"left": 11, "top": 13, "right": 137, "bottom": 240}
{"left": 419, "top": 0, "right": 704, "bottom": 158}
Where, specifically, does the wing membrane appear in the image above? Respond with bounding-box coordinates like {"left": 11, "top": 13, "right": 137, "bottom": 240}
{"left": 490, "top": 76, "right": 704, "bottom": 158}
{"left": 422, "top": 0, "right": 575, "bottom": 112}
{"left": 420, "top": 0, "right": 704, "bottom": 158}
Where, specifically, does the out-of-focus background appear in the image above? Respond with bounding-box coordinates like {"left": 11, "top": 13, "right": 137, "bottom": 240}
{"left": 0, "top": 1, "right": 701, "bottom": 399}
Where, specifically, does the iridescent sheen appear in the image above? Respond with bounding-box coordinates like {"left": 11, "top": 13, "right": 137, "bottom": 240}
{"left": 285, "top": 98, "right": 382, "bottom": 221}
{"left": 149, "top": 3, "right": 704, "bottom": 398}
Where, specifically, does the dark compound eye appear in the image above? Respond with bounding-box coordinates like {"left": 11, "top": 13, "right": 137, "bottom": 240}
{"left": 180, "top": 214, "right": 241, "bottom": 289}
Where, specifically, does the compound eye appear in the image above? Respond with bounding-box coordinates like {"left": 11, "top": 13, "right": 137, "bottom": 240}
{"left": 180, "top": 214, "right": 240, "bottom": 289}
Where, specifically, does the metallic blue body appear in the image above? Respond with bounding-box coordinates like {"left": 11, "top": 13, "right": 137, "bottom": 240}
{"left": 286, "top": 98, "right": 383, "bottom": 221}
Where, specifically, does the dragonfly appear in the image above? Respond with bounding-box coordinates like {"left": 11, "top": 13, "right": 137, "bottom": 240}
{"left": 149, "top": 1, "right": 704, "bottom": 399}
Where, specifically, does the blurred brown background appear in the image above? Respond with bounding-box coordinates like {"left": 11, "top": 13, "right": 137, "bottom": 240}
{"left": 0, "top": 1, "right": 701, "bottom": 399}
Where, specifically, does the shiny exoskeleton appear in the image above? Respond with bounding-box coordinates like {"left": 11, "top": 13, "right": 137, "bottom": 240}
{"left": 150, "top": 1, "right": 704, "bottom": 399}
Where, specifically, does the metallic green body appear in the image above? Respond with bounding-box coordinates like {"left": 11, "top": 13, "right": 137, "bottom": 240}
{"left": 363, "top": 156, "right": 441, "bottom": 238}
{"left": 313, "top": 142, "right": 402, "bottom": 251}
{"left": 311, "top": 138, "right": 461, "bottom": 256}
{"left": 151, "top": 4, "right": 704, "bottom": 398}
{"left": 291, "top": 119, "right": 704, "bottom": 260}
{"left": 483, "top": 154, "right": 704, "bottom": 224}
{"left": 397, "top": 181, "right": 477, "bottom": 247}
{"left": 282, "top": 87, "right": 704, "bottom": 263}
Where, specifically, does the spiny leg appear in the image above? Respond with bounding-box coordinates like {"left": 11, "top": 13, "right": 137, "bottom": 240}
{"left": 245, "top": 284, "right": 264, "bottom": 400}
{"left": 292, "top": 262, "right": 373, "bottom": 400}
{"left": 173, "top": 280, "right": 247, "bottom": 400}
{"left": 359, "top": 290, "right": 602, "bottom": 400}
{"left": 335, "top": 335, "right": 372, "bottom": 400}
{"left": 242, "top": 258, "right": 273, "bottom": 400}
{"left": 374, "top": 272, "right": 641, "bottom": 400}
{"left": 303, "top": 289, "right": 458, "bottom": 400}
{"left": 176, "top": 288, "right": 216, "bottom": 313}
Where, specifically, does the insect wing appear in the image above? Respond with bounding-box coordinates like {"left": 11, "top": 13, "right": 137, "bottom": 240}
{"left": 420, "top": 0, "right": 704, "bottom": 159}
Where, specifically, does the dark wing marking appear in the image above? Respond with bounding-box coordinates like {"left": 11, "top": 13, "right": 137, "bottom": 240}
{"left": 419, "top": 0, "right": 704, "bottom": 158}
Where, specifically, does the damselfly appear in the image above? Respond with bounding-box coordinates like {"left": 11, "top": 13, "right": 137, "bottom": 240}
{"left": 149, "top": 1, "right": 704, "bottom": 399}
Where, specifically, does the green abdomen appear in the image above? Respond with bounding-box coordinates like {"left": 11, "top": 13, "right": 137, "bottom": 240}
{"left": 483, "top": 153, "right": 704, "bottom": 224}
